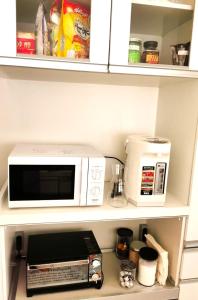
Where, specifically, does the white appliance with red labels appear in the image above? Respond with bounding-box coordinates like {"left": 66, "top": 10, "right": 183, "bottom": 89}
{"left": 8, "top": 144, "right": 105, "bottom": 208}
{"left": 124, "top": 135, "right": 171, "bottom": 207}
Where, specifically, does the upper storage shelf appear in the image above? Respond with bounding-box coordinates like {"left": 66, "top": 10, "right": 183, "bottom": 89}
{"left": 0, "top": 0, "right": 111, "bottom": 72}
{"left": 1, "top": 0, "right": 198, "bottom": 76}
{"left": 110, "top": 0, "right": 198, "bottom": 74}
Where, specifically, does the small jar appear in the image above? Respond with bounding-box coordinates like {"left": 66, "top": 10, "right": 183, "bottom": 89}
{"left": 142, "top": 41, "right": 159, "bottom": 64}
{"left": 138, "top": 247, "right": 158, "bottom": 286}
{"left": 116, "top": 228, "right": 133, "bottom": 259}
{"left": 119, "top": 260, "right": 136, "bottom": 288}
{"left": 128, "top": 38, "right": 142, "bottom": 63}
{"left": 129, "top": 240, "right": 146, "bottom": 266}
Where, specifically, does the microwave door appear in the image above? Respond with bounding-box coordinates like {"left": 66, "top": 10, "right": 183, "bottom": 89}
{"left": 8, "top": 158, "right": 82, "bottom": 207}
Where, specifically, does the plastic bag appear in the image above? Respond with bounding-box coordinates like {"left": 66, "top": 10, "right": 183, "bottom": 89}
{"left": 57, "top": 0, "right": 90, "bottom": 59}
{"left": 35, "top": 1, "right": 50, "bottom": 55}
{"left": 49, "top": 0, "right": 62, "bottom": 56}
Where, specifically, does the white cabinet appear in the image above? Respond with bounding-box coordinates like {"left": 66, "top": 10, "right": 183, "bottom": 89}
{"left": 0, "top": 2, "right": 198, "bottom": 300}
{"left": 180, "top": 248, "right": 198, "bottom": 279}
{"left": 179, "top": 280, "right": 198, "bottom": 300}
{"left": 2, "top": 0, "right": 198, "bottom": 77}
{"left": 110, "top": 0, "right": 198, "bottom": 76}
{"left": 0, "top": 0, "right": 111, "bottom": 72}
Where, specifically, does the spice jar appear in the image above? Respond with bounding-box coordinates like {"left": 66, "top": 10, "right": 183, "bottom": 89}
{"left": 129, "top": 240, "right": 146, "bottom": 266}
{"left": 116, "top": 228, "right": 133, "bottom": 259}
{"left": 128, "top": 37, "right": 142, "bottom": 63}
{"left": 138, "top": 247, "right": 158, "bottom": 286}
{"left": 119, "top": 260, "right": 136, "bottom": 288}
{"left": 142, "top": 41, "right": 159, "bottom": 64}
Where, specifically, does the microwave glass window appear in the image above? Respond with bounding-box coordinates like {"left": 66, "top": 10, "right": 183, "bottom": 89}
{"left": 9, "top": 165, "right": 75, "bottom": 200}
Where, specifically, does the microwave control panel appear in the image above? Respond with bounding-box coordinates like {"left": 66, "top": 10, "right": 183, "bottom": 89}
{"left": 87, "top": 158, "right": 105, "bottom": 206}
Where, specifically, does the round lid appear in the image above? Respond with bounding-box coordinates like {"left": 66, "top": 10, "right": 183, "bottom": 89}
{"left": 117, "top": 227, "right": 133, "bottom": 237}
{"left": 144, "top": 137, "right": 168, "bottom": 144}
{"left": 139, "top": 247, "right": 158, "bottom": 261}
{"left": 129, "top": 37, "right": 142, "bottom": 43}
{"left": 120, "top": 260, "right": 136, "bottom": 271}
{"left": 130, "top": 240, "right": 146, "bottom": 251}
{"left": 144, "top": 41, "right": 158, "bottom": 50}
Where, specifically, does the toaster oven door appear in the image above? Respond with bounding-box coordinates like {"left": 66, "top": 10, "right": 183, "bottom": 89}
{"left": 27, "top": 260, "right": 89, "bottom": 289}
{"left": 8, "top": 157, "right": 82, "bottom": 207}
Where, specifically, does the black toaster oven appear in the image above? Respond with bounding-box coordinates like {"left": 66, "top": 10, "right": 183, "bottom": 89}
{"left": 26, "top": 231, "right": 103, "bottom": 297}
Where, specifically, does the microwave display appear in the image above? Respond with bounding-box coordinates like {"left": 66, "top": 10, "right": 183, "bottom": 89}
{"left": 9, "top": 165, "right": 75, "bottom": 200}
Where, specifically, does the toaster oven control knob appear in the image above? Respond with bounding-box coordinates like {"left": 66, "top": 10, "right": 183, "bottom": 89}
{"left": 92, "top": 259, "right": 101, "bottom": 268}
{"left": 92, "top": 273, "right": 100, "bottom": 282}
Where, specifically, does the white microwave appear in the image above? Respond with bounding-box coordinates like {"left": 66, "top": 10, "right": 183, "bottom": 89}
{"left": 8, "top": 144, "right": 105, "bottom": 208}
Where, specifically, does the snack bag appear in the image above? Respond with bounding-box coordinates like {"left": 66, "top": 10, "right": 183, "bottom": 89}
{"left": 35, "top": 1, "right": 50, "bottom": 56}
{"left": 49, "top": 0, "right": 62, "bottom": 56}
{"left": 57, "top": 0, "right": 90, "bottom": 59}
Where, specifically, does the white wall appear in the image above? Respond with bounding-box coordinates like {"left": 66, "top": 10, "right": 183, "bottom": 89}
{"left": 155, "top": 79, "right": 198, "bottom": 205}
{"left": 0, "top": 74, "right": 158, "bottom": 186}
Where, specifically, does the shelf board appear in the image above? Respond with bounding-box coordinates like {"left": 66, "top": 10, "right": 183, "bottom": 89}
{"left": 15, "top": 252, "right": 179, "bottom": 300}
{"left": 0, "top": 189, "right": 190, "bottom": 226}
{"left": 0, "top": 56, "right": 108, "bottom": 73}
{"left": 132, "top": 0, "right": 193, "bottom": 10}
{"left": 109, "top": 64, "right": 198, "bottom": 78}
{"left": 1, "top": 57, "right": 198, "bottom": 79}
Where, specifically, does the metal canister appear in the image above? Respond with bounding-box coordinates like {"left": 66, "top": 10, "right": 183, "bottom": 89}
{"left": 129, "top": 240, "right": 146, "bottom": 266}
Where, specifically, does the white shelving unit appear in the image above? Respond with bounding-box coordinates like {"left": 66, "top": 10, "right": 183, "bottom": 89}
{"left": 0, "top": 1, "right": 198, "bottom": 300}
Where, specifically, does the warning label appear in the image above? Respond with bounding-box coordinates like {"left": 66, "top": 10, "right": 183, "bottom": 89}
{"left": 141, "top": 166, "right": 155, "bottom": 195}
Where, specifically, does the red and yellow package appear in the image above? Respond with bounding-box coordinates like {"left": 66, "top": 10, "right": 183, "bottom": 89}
{"left": 57, "top": 0, "right": 90, "bottom": 59}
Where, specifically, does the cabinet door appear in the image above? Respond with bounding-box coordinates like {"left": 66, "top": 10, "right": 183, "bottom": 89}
{"left": 0, "top": 0, "right": 111, "bottom": 66}
{"left": 0, "top": 0, "right": 16, "bottom": 57}
{"left": 110, "top": 0, "right": 195, "bottom": 69}
{"left": 179, "top": 281, "right": 198, "bottom": 300}
{"left": 180, "top": 248, "right": 198, "bottom": 279}
{"left": 110, "top": 0, "right": 132, "bottom": 66}
{"left": 89, "top": 0, "right": 111, "bottom": 64}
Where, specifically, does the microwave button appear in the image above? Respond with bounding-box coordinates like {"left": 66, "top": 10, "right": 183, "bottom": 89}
{"left": 90, "top": 186, "right": 101, "bottom": 197}
{"left": 91, "top": 168, "right": 103, "bottom": 181}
